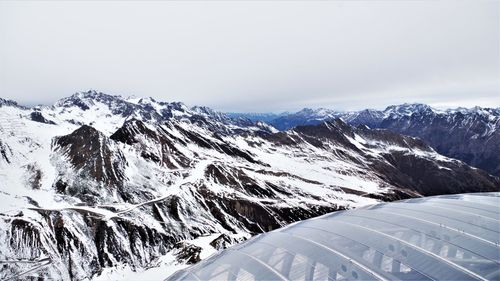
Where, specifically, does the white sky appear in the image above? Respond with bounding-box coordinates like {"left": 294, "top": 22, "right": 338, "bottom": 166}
{"left": 0, "top": 0, "right": 498, "bottom": 112}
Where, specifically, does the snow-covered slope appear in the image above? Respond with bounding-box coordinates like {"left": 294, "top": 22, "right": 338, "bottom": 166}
{"left": 255, "top": 103, "right": 500, "bottom": 176}
{"left": 0, "top": 92, "right": 498, "bottom": 280}
{"left": 378, "top": 104, "right": 500, "bottom": 176}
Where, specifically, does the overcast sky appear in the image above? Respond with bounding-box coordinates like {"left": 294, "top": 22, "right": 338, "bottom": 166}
{"left": 0, "top": 1, "right": 498, "bottom": 112}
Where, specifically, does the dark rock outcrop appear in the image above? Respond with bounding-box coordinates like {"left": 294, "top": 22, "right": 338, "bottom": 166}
{"left": 173, "top": 242, "right": 202, "bottom": 264}
{"left": 111, "top": 119, "right": 190, "bottom": 169}
{"left": 0, "top": 140, "right": 11, "bottom": 164}
{"left": 30, "top": 111, "right": 56, "bottom": 125}
{"left": 53, "top": 125, "right": 126, "bottom": 186}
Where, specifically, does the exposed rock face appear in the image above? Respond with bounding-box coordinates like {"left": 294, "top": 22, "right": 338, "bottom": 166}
{"left": 52, "top": 125, "right": 127, "bottom": 203}
{"left": 173, "top": 243, "right": 202, "bottom": 265}
{"left": 110, "top": 119, "right": 190, "bottom": 169}
{"left": 254, "top": 104, "right": 500, "bottom": 176}
{"left": 346, "top": 109, "right": 385, "bottom": 128}
{"left": 30, "top": 111, "right": 56, "bottom": 125}
{"left": 53, "top": 125, "right": 127, "bottom": 186}
{"left": 284, "top": 120, "right": 500, "bottom": 196}
{"left": 0, "top": 98, "right": 24, "bottom": 108}
{"left": 22, "top": 163, "right": 43, "bottom": 190}
{"left": 379, "top": 107, "right": 500, "bottom": 176}
{"left": 209, "top": 234, "right": 245, "bottom": 251}
{"left": 56, "top": 91, "right": 140, "bottom": 117}
{"left": 0, "top": 140, "right": 12, "bottom": 164}
{"left": 0, "top": 93, "right": 498, "bottom": 280}
{"left": 0, "top": 209, "right": 177, "bottom": 280}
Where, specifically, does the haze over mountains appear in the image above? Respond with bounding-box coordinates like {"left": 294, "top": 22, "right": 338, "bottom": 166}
{"left": 0, "top": 91, "right": 498, "bottom": 280}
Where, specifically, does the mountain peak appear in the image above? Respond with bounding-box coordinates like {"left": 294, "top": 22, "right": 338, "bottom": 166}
{"left": 138, "top": 97, "right": 157, "bottom": 104}
{"left": 55, "top": 90, "right": 124, "bottom": 110}
{"left": 296, "top": 107, "right": 336, "bottom": 117}
{"left": 0, "top": 97, "right": 23, "bottom": 108}
{"left": 384, "top": 103, "right": 434, "bottom": 116}
{"left": 73, "top": 89, "right": 122, "bottom": 101}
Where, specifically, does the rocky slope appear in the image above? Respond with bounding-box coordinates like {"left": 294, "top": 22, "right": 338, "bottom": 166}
{"left": 378, "top": 104, "right": 500, "bottom": 176}
{"left": 253, "top": 103, "right": 500, "bottom": 176}
{"left": 0, "top": 92, "right": 498, "bottom": 280}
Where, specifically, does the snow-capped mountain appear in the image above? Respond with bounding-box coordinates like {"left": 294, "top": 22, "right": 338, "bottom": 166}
{"left": 0, "top": 92, "right": 498, "bottom": 280}
{"left": 255, "top": 103, "right": 500, "bottom": 176}
{"left": 378, "top": 104, "right": 500, "bottom": 176}
{"left": 226, "top": 112, "right": 287, "bottom": 124}
{"left": 267, "top": 108, "right": 342, "bottom": 131}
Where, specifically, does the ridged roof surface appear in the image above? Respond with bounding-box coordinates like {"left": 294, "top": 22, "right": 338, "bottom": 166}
{"left": 167, "top": 193, "right": 500, "bottom": 281}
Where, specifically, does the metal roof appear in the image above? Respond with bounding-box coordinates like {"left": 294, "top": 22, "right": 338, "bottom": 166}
{"left": 167, "top": 193, "right": 500, "bottom": 281}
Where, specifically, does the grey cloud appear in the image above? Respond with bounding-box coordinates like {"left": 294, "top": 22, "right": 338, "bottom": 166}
{"left": 0, "top": 1, "right": 498, "bottom": 112}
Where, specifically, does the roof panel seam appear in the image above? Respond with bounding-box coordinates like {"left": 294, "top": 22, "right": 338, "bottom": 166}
{"left": 325, "top": 219, "right": 488, "bottom": 281}
{"left": 280, "top": 231, "right": 389, "bottom": 281}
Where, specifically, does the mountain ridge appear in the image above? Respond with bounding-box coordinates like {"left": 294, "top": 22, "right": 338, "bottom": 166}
{"left": 0, "top": 91, "right": 498, "bottom": 280}
{"left": 235, "top": 103, "right": 500, "bottom": 176}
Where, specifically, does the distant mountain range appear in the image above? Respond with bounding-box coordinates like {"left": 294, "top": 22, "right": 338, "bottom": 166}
{"left": 231, "top": 104, "right": 500, "bottom": 176}
{"left": 0, "top": 91, "right": 498, "bottom": 280}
